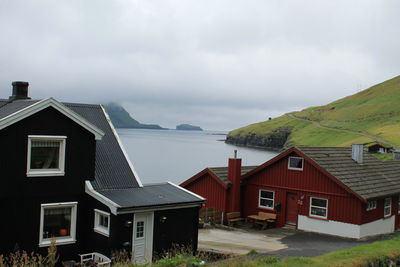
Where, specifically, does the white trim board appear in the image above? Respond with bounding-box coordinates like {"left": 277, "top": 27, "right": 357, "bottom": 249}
{"left": 167, "top": 181, "right": 206, "bottom": 201}
{"left": 298, "top": 215, "right": 395, "bottom": 239}
{"left": 85, "top": 181, "right": 120, "bottom": 215}
{"left": 0, "top": 98, "right": 104, "bottom": 140}
{"left": 100, "top": 104, "right": 143, "bottom": 187}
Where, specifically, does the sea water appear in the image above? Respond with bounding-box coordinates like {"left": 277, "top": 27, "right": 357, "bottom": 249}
{"left": 117, "top": 129, "right": 278, "bottom": 185}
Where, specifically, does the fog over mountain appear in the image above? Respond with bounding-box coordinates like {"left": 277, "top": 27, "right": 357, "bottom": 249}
{"left": 1, "top": 0, "right": 400, "bottom": 130}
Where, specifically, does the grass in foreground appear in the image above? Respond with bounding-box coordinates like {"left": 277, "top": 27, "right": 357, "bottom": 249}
{"left": 214, "top": 236, "right": 400, "bottom": 267}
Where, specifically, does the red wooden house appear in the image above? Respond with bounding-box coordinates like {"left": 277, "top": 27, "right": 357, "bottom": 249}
{"left": 181, "top": 145, "right": 400, "bottom": 238}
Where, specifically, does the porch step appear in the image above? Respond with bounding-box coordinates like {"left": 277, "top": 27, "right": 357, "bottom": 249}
{"left": 282, "top": 224, "right": 297, "bottom": 230}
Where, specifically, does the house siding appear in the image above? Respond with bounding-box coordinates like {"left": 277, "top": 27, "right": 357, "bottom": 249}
{"left": 0, "top": 107, "right": 96, "bottom": 259}
{"left": 184, "top": 174, "right": 227, "bottom": 212}
{"left": 152, "top": 207, "right": 200, "bottom": 260}
{"left": 243, "top": 152, "right": 363, "bottom": 227}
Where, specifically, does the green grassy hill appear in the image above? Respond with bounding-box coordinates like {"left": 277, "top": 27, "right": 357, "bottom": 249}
{"left": 226, "top": 75, "right": 400, "bottom": 149}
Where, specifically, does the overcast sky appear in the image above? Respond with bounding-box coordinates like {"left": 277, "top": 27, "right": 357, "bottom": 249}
{"left": 1, "top": 1, "right": 399, "bottom": 130}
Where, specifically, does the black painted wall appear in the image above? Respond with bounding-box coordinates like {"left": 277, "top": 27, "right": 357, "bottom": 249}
{"left": 0, "top": 106, "right": 96, "bottom": 259}
{"left": 152, "top": 207, "right": 200, "bottom": 259}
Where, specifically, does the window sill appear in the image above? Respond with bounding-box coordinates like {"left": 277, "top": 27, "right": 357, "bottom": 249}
{"left": 39, "top": 238, "right": 76, "bottom": 247}
{"left": 94, "top": 227, "right": 110, "bottom": 237}
{"left": 258, "top": 206, "right": 274, "bottom": 210}
{"left": 27, "top": 171, "right": 65, "bottom": 177}
{"left": 308, "top": 215, "right": 328, "bottom": 221}
{"left": 288, "top": 168, "right": 303, "bottom": 171}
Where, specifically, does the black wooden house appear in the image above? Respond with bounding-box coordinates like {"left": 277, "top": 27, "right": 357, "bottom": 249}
{"left": 0, "top": 81, "right": 204, "bottom": 264}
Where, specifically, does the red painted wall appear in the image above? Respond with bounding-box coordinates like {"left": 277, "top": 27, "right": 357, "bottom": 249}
{"left": 243, "top": 152, "right": 364, "bottom": 227}
{"left": 362, "top": 196, "right": 400, "bottom": 226}
{"left": 184, "top": 173, "right": 227, "bottom": 212}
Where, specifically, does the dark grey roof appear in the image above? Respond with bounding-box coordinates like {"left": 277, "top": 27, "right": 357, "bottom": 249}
{"left": 64, "top": 102, "right": 141, "bottom": 190}
{"left": 0, "top": 99, "right": 141, "bottom": 190}
{"left": 0, "top": 98, "right": 203, "bottom": 209}
{"left": 297, "top": 147, "right": 400, "bottom": 200}
{"left": 0, "top": 99, "right": 41, "bottom": 119}
{"left": 97, "top": 183, "right": 203, "bottom": 210}
{"left": 208, "top": 166, "right": 258, "bottom": 185}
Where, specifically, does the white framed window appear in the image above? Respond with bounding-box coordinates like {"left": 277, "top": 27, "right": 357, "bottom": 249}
{"left": 310, "top": 197, "right": 328, "bottom": 219}
{"left": 27, "top": 135, "right": 66, "bottom": 177}
{"left": 288, "top": 157, "right": 303, "bottom": 170}
{"left": 136, "top": 221, "right": 145, "bottom": 239}
{"left": 94, "top": 209, "right": 110, "bottom": 237}
{"left": 259, "top": 189, "right": 274, "bottom": 209}
{"left": 384, "top": 197, "right": 392, "bottom": 217}
{"left": 398, "top": 196, "right": 400, "bottom": 214}
{"left": 39, "top": 202, "right": 77, "bottom": 247}
{"left": 366, "top": 200, "right": 377, "bottom": 211}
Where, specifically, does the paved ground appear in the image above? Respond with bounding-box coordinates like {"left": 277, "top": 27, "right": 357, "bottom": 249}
{"left": 198, "top": 225, "right": 397, "bottom": 258}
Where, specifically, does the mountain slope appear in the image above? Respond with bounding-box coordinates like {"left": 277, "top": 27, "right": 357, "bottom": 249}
{"left": 103, "top": 102, "right": 165, "bottom": 129}
{"left": 226, "top": 75, "right": 400, "bottom": 150}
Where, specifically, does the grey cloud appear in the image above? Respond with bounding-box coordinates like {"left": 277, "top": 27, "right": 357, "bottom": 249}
{"left": 0, "top": 0, "right": 399, "bottom": 130}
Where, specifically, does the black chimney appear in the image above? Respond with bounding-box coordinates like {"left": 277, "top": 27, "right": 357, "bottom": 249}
{"left": 9, "top": 81, "right": 31, "bottom": 100}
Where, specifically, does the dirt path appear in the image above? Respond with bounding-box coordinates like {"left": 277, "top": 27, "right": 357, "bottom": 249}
{"left": 287, "top": 113, "right": 399, "bottom": 149}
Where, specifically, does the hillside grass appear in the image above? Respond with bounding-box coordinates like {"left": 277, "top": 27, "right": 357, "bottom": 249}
{"left": 215, "top": 236, "right": 400, "bottom": 267}
{"left": 228, "top": 75, "right": 400, "bottom": 148}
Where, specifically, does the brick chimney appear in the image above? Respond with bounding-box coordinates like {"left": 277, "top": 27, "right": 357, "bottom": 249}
{"left": 228, "top": 150, "right": 242, "bottom": 213}
{"left": 9, "top": 81, "right": 31, "bottom": 101}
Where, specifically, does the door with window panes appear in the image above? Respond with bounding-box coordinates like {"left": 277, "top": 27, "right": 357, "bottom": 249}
{"left": 133, "top": 212, "right": 153, "bottom": 264}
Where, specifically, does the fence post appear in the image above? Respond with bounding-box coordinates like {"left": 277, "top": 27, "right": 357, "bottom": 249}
{"left": 221, "top": 211, "right": 224, "bottom": 225}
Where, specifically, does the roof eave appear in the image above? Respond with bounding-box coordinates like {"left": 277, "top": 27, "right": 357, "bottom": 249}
{"left": 0, "top": 98, "right": 105, "bottom": 140}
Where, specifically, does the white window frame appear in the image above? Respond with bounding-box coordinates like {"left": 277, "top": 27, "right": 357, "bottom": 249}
{"left": 258, "top": 189, "right": 274, "bottom": 209}
{"left": 398, "top": 195, "right": 400, "bottom": 214}
{"left": 94, "top": 209, "right": 110, "bottom": 237}
{"left": 384, "top": 197, "right": 392, "bottom": 217}
{"left": 309, "top": 197, "right": 328, "bottom": 219}
{"left": 39, "top": 202, "right": 77, "bottom": 247}
{"left": 288, "top": 157, "right": 304, "bottom": 170}
{"left": 366, "top": 200, "right": 377, "bottom": 211}
{"left": 27, "top": 135, "right": 67, "bottom": 177}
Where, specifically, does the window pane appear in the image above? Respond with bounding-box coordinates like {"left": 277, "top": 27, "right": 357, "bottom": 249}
{"left": 384, "top": 207, "right": 391, "bottom": 216}
{"left": 136, "top": 221, "right": 144, "bottom": 238}
{"left": 289, "top": 158, "right": 303, "bottom": 169}
{"left": 261, "top": 190, "right": 273, "bottom": 199}
{"left": 31, "top": 141, "right": 60, "bottom": 169}
{"left": 385, "top": 198, "right": 391, "bottom": 207}
{"left": 260, "top": 198, "right": 273, "bottom": 208}
{"left": 312, "top": 198, "right": 327, "bottom": 208}
{"left": 43, "top": 207, "right": 71, "bottom": 239}
{"left": 99, "top": 215, "right": 108, "bottom": 228}
{"left": 311, "top": 207, "right": 326, "bottom": 217}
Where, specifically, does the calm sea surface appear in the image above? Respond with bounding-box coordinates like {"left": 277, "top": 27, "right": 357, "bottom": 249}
{"left": 117, "top": 129, "right": 278, "bottom": 185}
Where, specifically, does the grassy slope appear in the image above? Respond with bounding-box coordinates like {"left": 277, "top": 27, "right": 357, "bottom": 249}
{"left": 228, "top": 75, "right": 400, "bottom": 147}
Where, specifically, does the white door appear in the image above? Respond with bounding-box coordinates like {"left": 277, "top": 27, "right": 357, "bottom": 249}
{"left": 132, "top": 212, "right": 154, "bottom": 264}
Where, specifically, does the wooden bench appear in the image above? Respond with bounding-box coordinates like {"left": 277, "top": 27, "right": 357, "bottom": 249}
{"left": 247, "top": 212, "right": 276, "bottom": 229}
{"left": 226, "top": 212, "right": 245, "bottom": 226}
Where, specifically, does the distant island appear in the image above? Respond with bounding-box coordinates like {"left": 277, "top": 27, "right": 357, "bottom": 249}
{"left": 176, "top": 124, "right": 203, "bottom": 131}
{"left": 103, "top": 102, "right": 165, "bottom": 129}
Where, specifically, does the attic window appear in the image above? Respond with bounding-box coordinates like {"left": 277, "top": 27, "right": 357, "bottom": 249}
{"left": 288, "top": 157, "right": 303, "bottom": 170}
{"left": 27, "top": 136, "right": 66, "bottom": 177}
